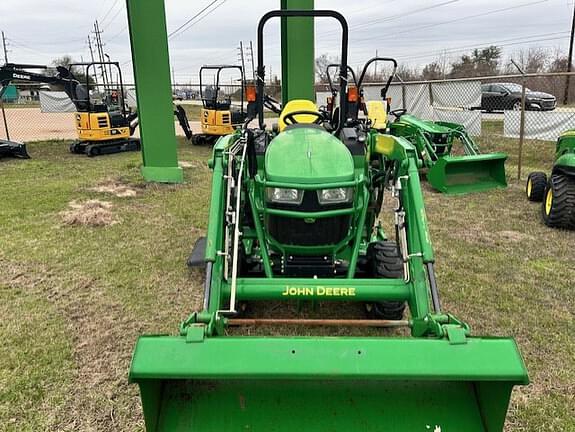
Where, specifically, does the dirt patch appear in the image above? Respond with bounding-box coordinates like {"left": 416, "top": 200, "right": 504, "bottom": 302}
{"left": 498, "top": 230, "right": 535, "bottom": 242}
{"left": 89, "top": 182, "right": 138, "bottom": 198}
{"left": 60, "top": 200, "right": 118, "bottom": 227}
{"left": 178, "top": 161, "right": 199, "bottom": 168}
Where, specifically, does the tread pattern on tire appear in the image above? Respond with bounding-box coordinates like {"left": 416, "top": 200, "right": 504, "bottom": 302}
{"left": 526, "top": 172, "right": 547, "bottom": 202}
{"left": 543, "top": 174, "right": 575, "bottom": 229}
{"left": 366, "top": 241, "right": 406, "bottom": 320}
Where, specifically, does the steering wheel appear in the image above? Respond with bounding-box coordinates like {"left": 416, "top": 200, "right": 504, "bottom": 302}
{"left": 283, "top": 110, "right": 325, "bottom": 126}
{"left": 391, "top": 108, "right": 407, "bottom": 119}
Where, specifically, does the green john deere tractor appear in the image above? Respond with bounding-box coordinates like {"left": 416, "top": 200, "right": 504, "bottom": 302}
{"left": 389, "top": 115, "right": 508, "bottom": 194}
{"left": 129, "top": 10, "right": 527, "bottom": 431}
{"left": 526, "top": 129, "right": 575, "bottom": 229}
{"left": 322, "top": 56, "right": 508, "bottom": 195}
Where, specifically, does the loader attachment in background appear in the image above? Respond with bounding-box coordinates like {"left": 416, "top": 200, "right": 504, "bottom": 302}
{"left": 389, "top": 114, "right": 508, "bottom": 194}
{"left": 0, "top": 139, "right": 30, "bottom": 159}
{"left": 427, "top": 152, "right": 508, "bottom": 195}
{"left": 130, "top": 336, "right": 528, "bottom": 432}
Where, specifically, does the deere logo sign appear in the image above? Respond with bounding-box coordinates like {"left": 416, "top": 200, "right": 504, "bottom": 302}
{"left": 281, "top": 286, "right": 356, "bottom": 297}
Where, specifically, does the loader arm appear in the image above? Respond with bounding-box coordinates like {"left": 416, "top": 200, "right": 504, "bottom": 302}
{"left": 0, "top": 63, "right": 84, "bottom": 109}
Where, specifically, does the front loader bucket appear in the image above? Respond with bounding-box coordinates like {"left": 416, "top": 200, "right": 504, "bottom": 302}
{"left": 0, "top": 139, "right": 30, "bottom": 159}
{"left": 427, "top": 152, "right": 507, "bottom": 195}
{"left": 130, "top": 336, "right": 527, "bottom": 432}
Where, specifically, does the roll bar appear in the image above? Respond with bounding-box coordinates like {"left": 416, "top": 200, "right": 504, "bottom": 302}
{"left": 199, "top": 65, "right": 245, "bottom": 113}
{"left": 358, "top": 57, "right": 398, "bottom": 99}
{"left": 326, "top": 64, "right": 357, "bottom": 97}
{"left": 256, "top": 10, "right": 349, "bottom": 135}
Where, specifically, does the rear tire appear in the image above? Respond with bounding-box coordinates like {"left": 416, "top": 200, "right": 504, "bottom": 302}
{"left": 526, "top": 172, "right": 547, "bottom": 202}
{"left": 541, "top": 174, "right": 575, "bottom": 229}
{"left": 365, "top": 241, "right": 406, "bottom": 320}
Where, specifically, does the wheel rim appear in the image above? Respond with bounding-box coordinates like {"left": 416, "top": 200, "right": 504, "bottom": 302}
{"left": 513, "top": 102, "right": 522, "bottom": 111}
{"left": 545, "top": 188, "right": 553, "bottom": 215}
{"left": 527, "top": 179, "right": 532, "bottom": 197}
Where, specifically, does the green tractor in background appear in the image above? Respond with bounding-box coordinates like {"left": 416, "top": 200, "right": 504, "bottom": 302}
{"left": 324, "top": 57, "right": 508, "bottom": 195}
{"left": 526, "top": 130, "right": 575, "bottom": 229}
{"left": 129, "top": 10, "right": 527, "bottom": 431}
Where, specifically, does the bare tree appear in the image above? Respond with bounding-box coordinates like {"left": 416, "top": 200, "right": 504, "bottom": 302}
{"left": 315, "top": 53, "right": 339, "bottom": 83}
{"left": 510, "top": 47, "right": 549, "bottom": 73}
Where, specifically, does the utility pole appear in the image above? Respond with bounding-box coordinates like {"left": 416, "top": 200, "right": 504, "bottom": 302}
{"left": 374, "top": 49, "right": 378, "bottom": 80}
{"left": 93, "top": 20, "right": 109, "bottom": 88}
{"left": 564, "top": 1, "right": 575, "bottom": 105}
{"left": 238, "top": 41, "right": 246, "bottom": 81}
{"left": 2, "top": 31, "right": 9, "bottom": 64}
{"left": 249, "top": 40, "right": 256, "bottom": 80}
{"left": 87, "top": 36, "right": 98, "bottom": 85}
{"left": 87, "top": 36, "right": 95, "bottom": 62}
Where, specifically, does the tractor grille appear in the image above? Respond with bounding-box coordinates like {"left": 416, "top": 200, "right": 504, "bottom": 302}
{"left": 267, "top": 215, "right": 350, "bottom": 246}
{"left": 221, "top": 113, "right": 231, "bottom": 124}
{"left": 97, "top": 116, "right": 109, "bottom": 128}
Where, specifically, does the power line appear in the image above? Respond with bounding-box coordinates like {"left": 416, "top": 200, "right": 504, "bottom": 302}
{"left": 107, "top": 25, "right": 128, "bottom": 43}
{"left": 168, "top": 0, "right": 222, "bottom": 39}
{"left": 351, "top": 0, "right": 550, "bottom": 45}
{"left": 171, "top": 0, "right": 228, "bottom": 40}
{"left": 101, "top": 5, "right": 125, "bottom": 32}
{"left": 392, "top": 33, "right": 570, "bottom": 64}
{"left": 320, "top": 0, "right": 461, "bottom": 38}
{"left": 100, "top": 0, "right": 120, "bottom": 26}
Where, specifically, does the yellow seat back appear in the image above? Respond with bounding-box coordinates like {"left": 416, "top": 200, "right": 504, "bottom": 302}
{"left": 367, "top": 100, "right": 388, "bottom": 130}
{"left": 278, "top": 99, "right": 320, "bottom": 132}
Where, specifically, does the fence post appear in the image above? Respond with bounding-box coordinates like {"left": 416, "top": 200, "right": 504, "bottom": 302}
{"left": 0, "top": 100, "right": 9, "bottom": 141}
{"left": 518, "top": 76, "right": 527, "bottom": 181}
{"left": 395, "top": 74, "right": 407, "bottom": 111}
{"left": 511, "top": 60, "right": 526, "bottom": 180}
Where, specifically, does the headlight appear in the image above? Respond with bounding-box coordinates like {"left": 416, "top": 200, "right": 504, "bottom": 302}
{"left": 266, "top": 188, "right": 304, "bottom": 205}
{"left": 317, "top": 188, "right": 354, "bottom": 205}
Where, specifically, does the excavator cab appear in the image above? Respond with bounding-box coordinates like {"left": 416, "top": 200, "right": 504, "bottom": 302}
{"left": 64, "top": 62, "right": 141, "bottom": 156}
{"left": 193, "top": 65, "right": 247, "bottom": 145}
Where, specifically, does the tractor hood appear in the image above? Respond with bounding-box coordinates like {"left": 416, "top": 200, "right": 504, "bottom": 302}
{"left": 265, "top": 126, "right": 354, "bottom": 184}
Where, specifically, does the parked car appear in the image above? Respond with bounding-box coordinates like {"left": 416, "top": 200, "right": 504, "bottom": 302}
{"left": 481, "top": 82, "right": 556, "bottom": 112}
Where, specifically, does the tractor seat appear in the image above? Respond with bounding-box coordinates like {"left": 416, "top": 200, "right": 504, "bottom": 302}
{"left": 366, "top": 100, "right": 388, "bottom": 130}
{"left": 278, "top": 99, "right": 322, "bottom": 132}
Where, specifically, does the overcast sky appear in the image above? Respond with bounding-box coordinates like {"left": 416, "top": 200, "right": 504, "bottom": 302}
{"left": 0, "top": 0, "right": 573, "bottom": 83}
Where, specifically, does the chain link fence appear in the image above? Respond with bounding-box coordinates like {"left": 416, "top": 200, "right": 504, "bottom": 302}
{"left": 0, "top": 82, "right": 284, "bottom": 142}
{"left": 3, "top": 74, "right": 575, "bottom": 176}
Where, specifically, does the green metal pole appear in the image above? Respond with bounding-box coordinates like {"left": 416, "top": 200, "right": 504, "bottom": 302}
{"left": 126, "top": 0, "right": 183, "bottom": 184}
{"left": 281, "top": 0, "right": 315, "bottom": 103}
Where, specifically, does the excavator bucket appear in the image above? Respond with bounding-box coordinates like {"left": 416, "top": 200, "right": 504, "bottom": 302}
{"left": 427, "top": 152, "right": 508, "bottom": 195}
{"left": 130, "top": 335, "right": 528, "bottom": 432}
{"left": 0, "top": 139, "right": 30, "bottom": 159}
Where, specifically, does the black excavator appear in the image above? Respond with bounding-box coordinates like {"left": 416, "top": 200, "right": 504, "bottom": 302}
{"left": 0, "top": 62, "right": 193, "bottom": 157}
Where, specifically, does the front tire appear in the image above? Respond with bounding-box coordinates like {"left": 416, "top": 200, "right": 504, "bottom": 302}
{"left": 365, "top": 241, "right": 406, "bottom": 320}
{"left": 526, "top": 172, "right": 547, "bottom": 202}
{"left": 541, "top": 175, "right": 575, "bottom": 229}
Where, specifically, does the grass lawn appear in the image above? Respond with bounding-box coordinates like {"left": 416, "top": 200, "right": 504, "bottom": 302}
{"left": 1, "top": 122, "right": 574, "bottom": 431}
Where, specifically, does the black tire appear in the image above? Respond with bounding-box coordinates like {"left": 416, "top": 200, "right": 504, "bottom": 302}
{"left": 512, "top": 100, "right": 522, "bottom": 111}
{"left": 192, "top": 135, "right": 207, "bottom": 146}
{"left": 541, "top": 174, "right": 575, "bottom": 229}
{"left": 69, "top": 143, "right": 81, "bottom": 154}
{"left": 86, "top": 145, "right": 100, "bottom": 157}
{"left": 526, "top": 172, "right": 547, "bottom": 202}
{"left": 364, "top": 241, "right": 406, "bottom": 320}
